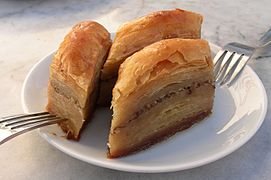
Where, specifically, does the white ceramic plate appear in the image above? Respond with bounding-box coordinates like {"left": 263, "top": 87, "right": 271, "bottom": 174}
{"left": 21, "top": 43, "right": 267, "bottom": 173}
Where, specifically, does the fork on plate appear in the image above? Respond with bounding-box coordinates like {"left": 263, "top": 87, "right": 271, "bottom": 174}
{"left": 0, "top": 112, "right": 65, "bottom": 145}
{"left": 214, "top": 28, "right": 271, "bottom": 86}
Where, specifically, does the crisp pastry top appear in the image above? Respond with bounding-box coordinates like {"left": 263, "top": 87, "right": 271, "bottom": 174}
{"left": 112, "top": 38, "right": 212, "bottom": 104}
{"left": 51, "top": 21, "right": 111, "bottom": 91}
{"left": 101, "top": 8, "right": 203, "bottom": 80}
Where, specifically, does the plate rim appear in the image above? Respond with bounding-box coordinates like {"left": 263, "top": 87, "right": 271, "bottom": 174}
{"left": 21, "top": 42, "right": 268, "bottom": 173}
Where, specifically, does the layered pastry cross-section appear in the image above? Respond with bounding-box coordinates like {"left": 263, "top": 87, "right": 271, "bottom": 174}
{"left": 108, "top": 38, "right": 215, "bottom": 158}
{"left": 47, "top": 21, "right": 111, "bottom": 140}
{"left": 99, "top": 8, "right": 203, "bottom": 106}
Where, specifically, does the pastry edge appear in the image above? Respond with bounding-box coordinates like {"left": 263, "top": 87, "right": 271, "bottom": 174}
{"left": 107, "top": 110, "right": 212, "bottom": 158}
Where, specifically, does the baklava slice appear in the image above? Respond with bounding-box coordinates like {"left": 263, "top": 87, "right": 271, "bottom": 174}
{"left": 99, "top": 8, "right": 203, "bottom": 106}
{"left": 47, "top": 21, "right": 111, "bottom": 140}
{"left": 108, "top": 39, "right": 214, "bottom": 158}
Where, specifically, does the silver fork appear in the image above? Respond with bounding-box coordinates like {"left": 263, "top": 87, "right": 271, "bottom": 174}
{"left": 214, "top": 43, "right": 255, "bottom": 86}
{"left": 0, "top": 112, "right": 66, "bottom": 145}
{"left": 214, "top": 28, "right": 271, "bottom": 86}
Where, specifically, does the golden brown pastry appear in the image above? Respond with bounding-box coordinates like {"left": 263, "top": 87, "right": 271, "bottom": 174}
{"left": 47, "top": 21, "right": 111, "bottom": 140}
{"left": 98, "top": 8, "right": 203, "bottom": 106}
{"left": 108, "top": 38, "right": 214, "bottom": 158}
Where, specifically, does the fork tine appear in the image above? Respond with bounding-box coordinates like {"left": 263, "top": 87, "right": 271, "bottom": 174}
{"left": 214, "top": 50, "right": 227, "bottom": 77}
{"left": 215, "top": 52, "right": 235, "bottom": 82}
{"left": 220, "top": 54, "right": 243, "bottom": 86}
{"left": 10, "top": 116, "right": 65, "bottom": 129}
{"left": 0, "top": 112, "right": 50, "bottom": 123}
{"left": 214, "top": 51, "right": 234, "bottom": 79}
{"left": 222, "top": 55, "right": 250, "bottom": 86}
{"left": 4, "top": 114, "right": 56, "bottom": 126}
{"left": 213, "top": 50, "right": 226, "bottom": 65}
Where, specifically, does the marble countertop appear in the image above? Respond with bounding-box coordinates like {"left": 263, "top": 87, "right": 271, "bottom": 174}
{"left": 0, "top": 0, "right": 271, "bottom": 179}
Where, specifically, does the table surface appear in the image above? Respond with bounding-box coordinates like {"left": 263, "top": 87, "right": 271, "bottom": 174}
{"left": 0, "top": 0, "right": 271, "bottom": 179}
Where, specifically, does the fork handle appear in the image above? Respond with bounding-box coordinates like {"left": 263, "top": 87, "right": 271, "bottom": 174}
{"left": 259, "top": 27, "right": 271, "bottom": 45}
{"left": 254, "top": 28, "right": 271, "bottom": 59}
{"left": 255, "top": 41, "right": 271, "bottom": 59}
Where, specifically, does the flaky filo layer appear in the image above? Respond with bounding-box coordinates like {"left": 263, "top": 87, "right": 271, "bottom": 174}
{"left": 102, "top": 9, "right": 203, "bottom": 80}
{"left": 98, "top": 8, "right": 203, "bottom": 106}
{"left": 109, "top": 83, "right": 214, "bottom": 158}
{"left": 112, "top": 38, "right": 213, "bottom": 126}
{"left": 47, "top": 21, "right": 111, "bottom": 140}
{"left": 108, "top": 38, "right": 214, "bottom": 158}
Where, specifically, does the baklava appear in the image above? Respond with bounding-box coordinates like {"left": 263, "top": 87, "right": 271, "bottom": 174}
{"left": 108, "top": 38, "right": 214, "bottom": 158}
{"left": 47, "top": 21, "right": 111, "bottom": 140}
{"left": 99, "top": 8, "right": 203, "bottom": 106}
